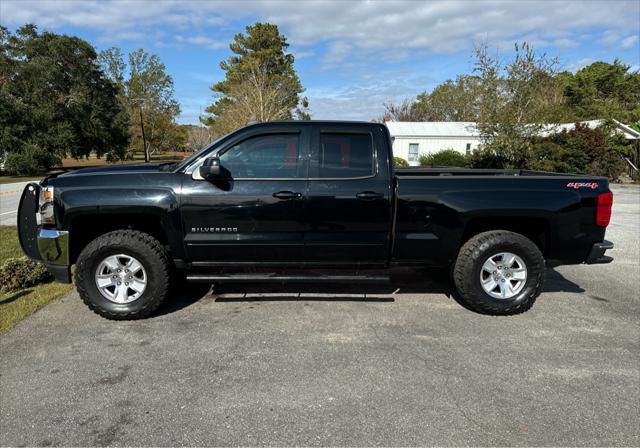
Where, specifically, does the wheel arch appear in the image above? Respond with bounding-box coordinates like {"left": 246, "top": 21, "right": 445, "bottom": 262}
{"left": 67, "top": 211, "right": 183, "bottom": 265}
{"left": 460, "top": 216, "right": 551, "bottom": 256}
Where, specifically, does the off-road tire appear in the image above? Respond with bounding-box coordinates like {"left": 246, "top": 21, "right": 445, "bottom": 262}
{"left": 453, "top": 230, "right": 545, "bottom": 315}
{"left": 75, "top": 230, "right": 171, "bottom": 320}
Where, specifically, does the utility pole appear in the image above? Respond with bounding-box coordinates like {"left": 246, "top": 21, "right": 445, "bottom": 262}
{"left": 138, "top": 104, "right": 149, "bottom": 163}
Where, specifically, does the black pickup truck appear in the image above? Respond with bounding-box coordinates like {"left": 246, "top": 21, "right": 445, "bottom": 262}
{"left": 18, "top": 121, "right": 614, "bottom": 319}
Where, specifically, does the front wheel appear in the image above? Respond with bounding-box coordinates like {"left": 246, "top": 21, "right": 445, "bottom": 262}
{"left": 453, "top": 230, "right": 545, "bottom": 315}
{"left": 75, "top": 230, "right": 171, "bottom": 320}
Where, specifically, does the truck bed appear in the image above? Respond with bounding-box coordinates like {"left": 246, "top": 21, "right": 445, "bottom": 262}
{"left": 392, "top": 169, "right": 609, "bottom": 266}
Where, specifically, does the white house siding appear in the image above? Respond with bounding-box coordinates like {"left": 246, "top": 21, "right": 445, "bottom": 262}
{"left": 386, "top": 119, "right": 639, "bottom": 167}
{"left": 391, "top": 137, "right": 482, "bottom": 166}
{"left": 386, "top": 121, "right": 482, "bottom": 166}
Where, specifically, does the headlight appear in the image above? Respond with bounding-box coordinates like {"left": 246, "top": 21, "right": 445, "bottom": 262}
{"left": 39, "top": 186, "right": 55, "bottom": 225}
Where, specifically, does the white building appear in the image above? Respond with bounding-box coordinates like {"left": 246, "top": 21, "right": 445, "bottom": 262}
{"left": 387, "top": 120, "right": 640, "bottom": 166}
{"left": 385, "top": 122, "right": 481, "bottom": 166}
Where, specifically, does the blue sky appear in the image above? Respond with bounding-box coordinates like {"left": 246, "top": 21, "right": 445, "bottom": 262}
{"left": 2, "top": 0, "right": 639, "bottom": 124}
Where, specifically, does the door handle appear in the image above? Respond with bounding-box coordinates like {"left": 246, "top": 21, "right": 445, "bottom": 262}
{"left": 356, "top": 191, "right": 383, "bottom": 200}
{"left": 273, "top": 190, "right": 302, "bottom": 200}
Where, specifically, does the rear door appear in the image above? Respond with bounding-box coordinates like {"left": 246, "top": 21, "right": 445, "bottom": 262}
{"left": 181, "top": 125, "right": 310, "bottom": 263}
{"left": 304, "top": 124, "right": 392, "bottom": 264}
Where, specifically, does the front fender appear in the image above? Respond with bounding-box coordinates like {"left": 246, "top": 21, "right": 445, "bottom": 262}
{"left": 58, "top": 186, "right": 185, "bottom": 260}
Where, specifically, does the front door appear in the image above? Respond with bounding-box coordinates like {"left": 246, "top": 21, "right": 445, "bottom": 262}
{"left": 304, "top": 125, "right": 392, "bottom": 265}
{"left": 181, "top": 128, "right": 309, "bottom": 263}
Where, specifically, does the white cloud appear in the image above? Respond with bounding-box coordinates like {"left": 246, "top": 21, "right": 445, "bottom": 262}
{"left": 621, "top": 35, "right": 639, "bottom": 49}
{"left": 306, "top": 77, "right": 429, "bottom": 121}
{"left": 322, "top": 41, "right": 352, "bottom": 68}
{"left": 566, "top": 57, "right": 596, "bottom": 72}
{"left": 175, "top": 35, "right": 226, "bottom": 49}
{"left": 2, "top": 0, "right": 638, "bottom": 55}
{"left": 292, "top": 50, "right": 316, "bottom": 60}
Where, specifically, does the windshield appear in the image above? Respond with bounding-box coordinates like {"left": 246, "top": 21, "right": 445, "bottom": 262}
{"left": 172, "top": 131, "right": 232, "bottom": 172}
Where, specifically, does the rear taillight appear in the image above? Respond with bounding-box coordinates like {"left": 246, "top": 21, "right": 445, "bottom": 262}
{"left": 596, "top": 191, "right": 613, "bottom": 227}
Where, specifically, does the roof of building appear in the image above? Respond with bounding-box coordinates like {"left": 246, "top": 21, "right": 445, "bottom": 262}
{"left": 539, "top": 119, "right": 605, "bottom": 136}
{"left": 385, "top": 121, "right": 480, "bottom": 138}
{"left": 386, "top": 119, "right": 640, "bottom": 140}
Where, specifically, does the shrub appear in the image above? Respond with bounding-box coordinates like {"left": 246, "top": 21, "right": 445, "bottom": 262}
{"left": 3, "top": 143, "right": 61, "bottom": 176}
{"left": 537, "top": 124, "right": 625, "bottom": 178}
{"left": 393, "top": 157, "right": 409, "bottom": 167}
{"left": 470, "top": 124, "right": 628, "bottom": 178}
{"left": 0, "top": 257, "right": 53, "bottom": 292}
{"left": 469, "top": 148, "right": 509, "bottom": 168}
{"left": 419, "top": 149, "right": 470, "bottom": 167}
{"left": 529, "top": 141, "right": 589, "bottom": 173}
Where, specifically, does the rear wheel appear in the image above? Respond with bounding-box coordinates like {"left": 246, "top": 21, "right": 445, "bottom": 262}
{"left": 453, "top": 230, "right": 545, "bottom": 315}
{"left": 75, "top": 230, "right": 171, "bottom": 320}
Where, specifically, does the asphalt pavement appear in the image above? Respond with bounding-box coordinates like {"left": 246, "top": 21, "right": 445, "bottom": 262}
{"left": 0, "top": 185, "right": 638, "bottom": 446}
{"left": 0, "top": 181, "right": 31, "bottom": 226}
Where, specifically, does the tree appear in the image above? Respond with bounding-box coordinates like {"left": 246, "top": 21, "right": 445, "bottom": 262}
{"left": 472, "top": 42, "right": 566, "bottom": 168}
{"left": 203, "top": 23, "right": 307, "bottom": 136}
{"left": 182, "top": 124, "right": 214, "bottom": 152}
{"left": 414, "top": 76, "right": 482, "bottom": 122}
{"left": 382, "top": 98, "right": 419, "bottom": 121}
{"left": 529, "top": 123, "right": 625, "bottom": 178}
{"left": 0, "top": 25, "right": 129, "bottom": 174}
{"left": 561, "top": 61, "right": 640, "bottom": 123}
{"left": 99, "top": 48, "right": 183, "bottom": 161}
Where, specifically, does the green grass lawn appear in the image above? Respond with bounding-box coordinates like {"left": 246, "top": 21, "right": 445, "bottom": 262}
{"left": 0, "top": 226, "right": 73, "bottom": 334}
{"left": 0, "top": 175, "right": 43, "bottom": 185}
{"left": 0, "top": 226, "right": 23, "bottom": 260}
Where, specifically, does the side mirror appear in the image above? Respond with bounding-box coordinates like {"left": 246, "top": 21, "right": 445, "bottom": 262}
{"left": 199, "top": 156, "right": 221, "bottom": 179}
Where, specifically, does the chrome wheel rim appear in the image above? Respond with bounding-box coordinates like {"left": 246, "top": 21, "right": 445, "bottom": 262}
{"left": 480, "top": 252, "right": 527, "bottom": 299}
{"left": 95, "top": 254, "right": 147, "bottom": 303}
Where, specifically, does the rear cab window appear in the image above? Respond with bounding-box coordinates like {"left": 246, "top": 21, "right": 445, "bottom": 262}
{"left": 314, "top": 132, "right": 375, "bottom": 178}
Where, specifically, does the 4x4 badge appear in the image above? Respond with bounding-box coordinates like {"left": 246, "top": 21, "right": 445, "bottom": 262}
{"left": 567, "top": 182, "right": 599, "bottom": 189}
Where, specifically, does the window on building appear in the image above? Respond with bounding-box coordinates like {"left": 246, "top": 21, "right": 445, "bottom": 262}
{"left": 466, "top": 143, "right": 471, "bottom": 155}
{"left": 408, "top": 143, "right": 419, "bottom": 161}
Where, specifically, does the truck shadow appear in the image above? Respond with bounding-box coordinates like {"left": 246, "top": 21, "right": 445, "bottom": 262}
{"left": 543, "top": 269, "right": 585, "bottom": 293}
{"left": 156, "top": 267, "right": 585, "bottom": 316}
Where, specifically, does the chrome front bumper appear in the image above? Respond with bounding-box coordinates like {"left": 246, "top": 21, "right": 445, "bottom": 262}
{"left": 37, "top": 229, "right": 69, "bottom": 266}
{"left": 18, "top": 183, "right": 71, "bottom": 283}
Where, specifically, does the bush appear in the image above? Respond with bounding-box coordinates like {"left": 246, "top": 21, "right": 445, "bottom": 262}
{"left": 419, "top": 149, "right": 470, "bottom": 167}
{"left": 393, "top": 157, "right": 409, "bottom": 167}
{"left": 529, "top": 141, "right": 589, "bottom": 173}
{"left": 470, "top": 124, "right": 628, "bottom": 178}
{"left": 469, "top": 149, "right": 511, "bottom": 168}
{"left": 3, "top": 143, "right": 61, "bottom": 176}
{"left": 0, "top": 257, "right": 53, "bottom": 292}
{"left": 536, "top": 124, "right": 625, "bottom": 178}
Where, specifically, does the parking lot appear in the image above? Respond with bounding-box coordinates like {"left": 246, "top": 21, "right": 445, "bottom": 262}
{"left": 1, "top": 185, "right": 638, "bottom": 446}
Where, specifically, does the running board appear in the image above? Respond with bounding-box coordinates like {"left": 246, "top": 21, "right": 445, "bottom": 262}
{"left": 186, "top": 274, "right": 390, "bottom": 283}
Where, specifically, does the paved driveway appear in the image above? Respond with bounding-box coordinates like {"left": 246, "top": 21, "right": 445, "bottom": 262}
{"left": 0, "top": 181, "right": 31, "bottom": 226}
{"left": 1, "top": 186, "right": 638, "bottom": 446}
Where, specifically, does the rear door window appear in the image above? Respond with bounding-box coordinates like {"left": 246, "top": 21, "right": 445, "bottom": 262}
{"left": 317, "top": 133, "right": 374, "bottom": 178}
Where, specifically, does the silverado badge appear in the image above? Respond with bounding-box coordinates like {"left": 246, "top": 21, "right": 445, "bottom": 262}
{"left": 191, "top": 227, "right": 238, "bottom": 233}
